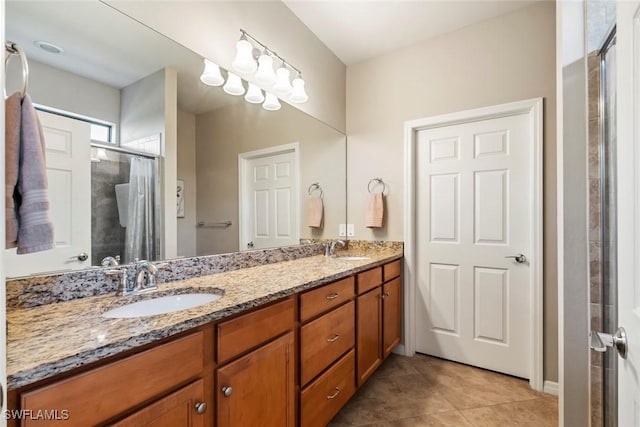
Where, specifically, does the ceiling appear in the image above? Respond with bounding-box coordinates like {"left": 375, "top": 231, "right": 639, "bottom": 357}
{"left": 282, "top": 0, "right": 540, "bottom": 65}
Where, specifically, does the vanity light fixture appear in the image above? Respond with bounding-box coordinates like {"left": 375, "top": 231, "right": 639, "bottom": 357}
{"left": 200, "top": 59, "right": 224, "bottom": 86}
{"left": 263, "top": 92, "right": 281, "bottom": 111}
{"left": 231, "top": 29, "right": 309, "bottom": 104}
{"left": 223, "top": 72, "right": 245, "bottom": 96}
{"left": 245, "top": 83, "right": 265, "bottom": 104}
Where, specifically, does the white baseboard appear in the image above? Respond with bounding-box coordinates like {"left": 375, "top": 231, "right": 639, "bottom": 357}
{"left": 392, "top": 344, "right": 407, "bottom": 356}
{"left": 543, "top": 380, "right": 559, "bottom": 396}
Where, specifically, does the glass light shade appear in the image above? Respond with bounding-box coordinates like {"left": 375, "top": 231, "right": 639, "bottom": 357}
{"left": 200, "top": 59, "right": 224, "bottom": 86}
{"left": 231, "top": 39, "right": 256, "bottom": 74}
{"left": 289, "top": 77, "right": 309, "bottom": 103}
{"left": 254, "top": 54, "right": 276, "bottom": 86}
{"left": 273, "top": 67, "right": 292, "bottom": 96}
{"left": 223, "top": 72, "right": 245, "bottom": 96}
{"left": 262, "top": 92, "right": 281, "bottom": 111}
{"left": 245, "top": 83, "right": 265, "bottom": 104}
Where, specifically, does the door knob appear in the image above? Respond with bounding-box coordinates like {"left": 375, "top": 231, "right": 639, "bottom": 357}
{"left": 222, "top": 386, "right": 233, "bottom": 397}
{"left": 590, "top": 327, "right": 628, "bottom": 359}
{"left": 505, "top": 254, "right": 526, "bottom": 264}
{"left": 194, "top": 402, "right": 207, "bottom": 414}
{"left": 69, "top": 252, "right": 88, "bottom": 262}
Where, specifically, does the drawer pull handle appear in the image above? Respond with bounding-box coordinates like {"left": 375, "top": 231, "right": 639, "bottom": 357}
{"left": 327, "top": 387, "right": 341, "bottom": 400}
{"left": 222, "top": 386, "right": 233, "bottom": 397}
{"left": 326, "top": 333, "right": 340, "bottom": 343}
{"left": 195, "top": 402, "right": 207, "bottom": 414}
{"left": 326, "top": 292, "right": 339, "bottom": 300}
{"left": 382, "top": 291, "right": 390, "bottom": 298}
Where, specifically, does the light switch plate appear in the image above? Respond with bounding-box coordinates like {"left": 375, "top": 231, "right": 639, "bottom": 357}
{"left": 347, "top": 224, "right": 355, "bottom": 237}
{"left": 339, "top": 224, "right": 347, "bottom": 237}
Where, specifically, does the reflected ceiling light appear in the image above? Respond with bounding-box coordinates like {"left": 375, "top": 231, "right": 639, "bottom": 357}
{"left": 231, "top": 36, "right": 257, "bottom": 74}
{"left": 263, "top": 92, "right": 281, "bottom": 111}
{"left": 223, "top": 72, "right": 245, "bottom": 96}
{"left": 35, "top": 40, "right": 63, "bottom": 54}
{"left": 255, "top": 54, "right": 276, "bottom": 87}
{"left": 245, "top": 83, "right": 265, "bottom": 104}
{"left": 200, "top": 59, "right": 224, "bottom": 86}
{"left": 289, "top": 74, "right": 308, "bottom": 104}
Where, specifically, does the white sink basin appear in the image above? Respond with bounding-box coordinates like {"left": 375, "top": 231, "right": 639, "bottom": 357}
{"left": 334, "top": 256, "right": 371, "bottom": 261}
{"left": 103, "top": 293, "right": 222, "bottom": 319}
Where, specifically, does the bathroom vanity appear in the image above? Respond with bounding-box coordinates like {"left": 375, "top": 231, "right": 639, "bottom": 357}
{"left": 6, "top": 248, "right": 402, "bottom": 426}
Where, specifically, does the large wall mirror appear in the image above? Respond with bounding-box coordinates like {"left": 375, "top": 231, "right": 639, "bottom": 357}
{"left": 5, "top": 1, "right": 346, "bottom": 278}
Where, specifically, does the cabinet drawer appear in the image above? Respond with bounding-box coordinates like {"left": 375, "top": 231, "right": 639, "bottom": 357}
{"left": 300, "top": 277, "right": 354, "bottom": 322}
{"left": 383, "top": 260, "right": 401, "bottom": 282}
{"left": 300, "top": 301, "right": 355, "bottom": 385}
{"left": 21, "top": 332, "right": 204, "bottom": 427}
{"left": 217, "top": 298, "right": 294, "bottom": 363}
{"left": 300, "top": 349, "right": 356, "bottom": 427}
{"left": 356, "top": 266, "right": 382, "bottom": 294}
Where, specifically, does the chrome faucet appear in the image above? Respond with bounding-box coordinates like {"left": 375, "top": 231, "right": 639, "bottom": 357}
{"left": 101, "top": 255, "right": 120, "bottom": 267}
{"left": 134, "top": 260, "right": 159, "bottom": 293}
{"left": 325, "top": 240, "right": 346, "bottom": 257}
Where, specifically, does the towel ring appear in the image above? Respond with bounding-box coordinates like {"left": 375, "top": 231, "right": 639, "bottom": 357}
{"left": 308, "top": 182, "right": 323, "bottom": 198}
{"left": 5, "top": 41, "right": 29, "bottom": 98}
{"left": 368, "top": 178, "right": 387, "bottom": 195}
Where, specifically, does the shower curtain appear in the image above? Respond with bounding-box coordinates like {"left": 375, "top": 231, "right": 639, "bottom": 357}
{"left": 124, "top": 157, "right": 155, "bottom": 263}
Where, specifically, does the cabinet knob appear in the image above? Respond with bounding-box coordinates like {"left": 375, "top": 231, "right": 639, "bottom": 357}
{"left": 382, "top": 291, "right": 390, "bottom": 298}
{"left": 194, "top": 402, "right": 207, "bottom": 414}
{"left": 222, "top": 386, "right": 233, "bottom": 397}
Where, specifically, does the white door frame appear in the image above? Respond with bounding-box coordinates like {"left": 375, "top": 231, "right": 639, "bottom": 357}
{"left": 403, "top": 98, "right": 544, "bottom": 391}
{"left": 238, "top": 142, "right": 300, "bottom": 250}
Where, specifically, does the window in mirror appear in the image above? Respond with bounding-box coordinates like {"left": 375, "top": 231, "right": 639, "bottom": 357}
{"left": 34, "top": 105, "right": 116, "bottom": 144}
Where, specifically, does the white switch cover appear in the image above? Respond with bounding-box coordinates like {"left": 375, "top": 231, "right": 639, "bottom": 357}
{"left": 347, "top": 224, "right": 355, "bottom": 237}
{"left": 339, "top": 224, "right": 347, "bottom": 237}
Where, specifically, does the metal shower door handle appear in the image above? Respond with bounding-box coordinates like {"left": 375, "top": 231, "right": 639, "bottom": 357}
{"left": 505, "top": 254, "right": 527, "bottom": 264}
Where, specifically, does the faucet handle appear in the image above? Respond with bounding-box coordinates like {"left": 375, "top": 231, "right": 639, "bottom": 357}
{"left": 105, "top": 268, "right": 131, "bottom": 296}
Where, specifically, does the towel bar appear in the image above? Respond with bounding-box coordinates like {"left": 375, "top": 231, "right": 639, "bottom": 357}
{"left": 197, "top": 221, "right": 232, "bottom": 228}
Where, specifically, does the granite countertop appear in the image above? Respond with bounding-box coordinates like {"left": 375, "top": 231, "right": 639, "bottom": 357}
{"left": 7, "top": 249, "right": 402, "bottom": 390}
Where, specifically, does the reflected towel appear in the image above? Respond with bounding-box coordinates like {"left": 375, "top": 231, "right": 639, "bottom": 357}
{"left": 5, "top": 92, "right": 22, "bottom": 248}
{"left": 365, "top": 193, "right": 384, "bottom": 228}
{"left": 16, "top": 95, "right": 55, "bottom": 254}
{"left": 308, "top": 196, "right": 324, "bottom": 228}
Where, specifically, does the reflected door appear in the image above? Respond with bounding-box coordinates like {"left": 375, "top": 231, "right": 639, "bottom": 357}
{"left": 239, "top": 144, "right": 299, "bottom": 251}
{"left": 415, "top": 112, "right": 532, "bottom": 378}
{"left": 5, "top": 111, "right": 91, "bottom": 277}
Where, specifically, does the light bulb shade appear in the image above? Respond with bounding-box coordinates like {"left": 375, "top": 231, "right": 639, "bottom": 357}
{"left": 232, "top": 39, "right": 256, "bottom": 74}
{"left": 200, "top": 59, "right": 224, "bottom": 86}
{"left": 263, "top": 92, "right": 281, "bottom": 111}
{"left": 223, "top": 72, "right": 245, "bottom": 96}
{"left": 254, "top": 54, "right": 276, "bottom": 86}
{"left": 273, "top": 67, "right": 292, "bottom": 96}
{"left": 289, "top": 77, "right": 309, "bottom": 103}
{"left": 245, "top": 83, "right": 265, "bottom": 104}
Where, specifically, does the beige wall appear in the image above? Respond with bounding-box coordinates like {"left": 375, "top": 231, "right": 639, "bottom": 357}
{"left": 106, "top": 0, "right": 346, "bottom": 133}
{"left": 177, "top": 109, "right": 197, "bottom": 258}
{"left": 195, "top": 102, "right": 346, "bottom": 255}
{"left": 346, "top": 2, "right": 558, "bottom": 382}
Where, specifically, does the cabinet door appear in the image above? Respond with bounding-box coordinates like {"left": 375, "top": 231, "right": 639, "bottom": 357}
{"left": 356, "top": 287, "right": 382, "bottom": 386}
{"left": 382, "top": 277, "right": 402, "bottom": 358}
{"left": 111, "top": 379, "right": 207, "bottom": 427}
{"left": 216, "top": 332, "right": 295, "bottom": 427}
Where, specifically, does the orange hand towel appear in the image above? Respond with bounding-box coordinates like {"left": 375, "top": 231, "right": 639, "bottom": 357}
{"left": 365, "top": 193, "right": 384, "bottom": 228}
{"left": 308, "top": 196, "right": 324, "bottom": 228}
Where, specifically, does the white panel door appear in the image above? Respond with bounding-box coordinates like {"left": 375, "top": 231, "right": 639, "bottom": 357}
{"left": 5, "top": 111, "right": 91, "bottom": 277}
{"left": 617, "top": 1, "right": 640, "bottom": 423}
{"left": 416, "top": 113, "right": 531, "bottom": 378}
{"left": 241, "top": 150, "right": 298, "bottom": 250}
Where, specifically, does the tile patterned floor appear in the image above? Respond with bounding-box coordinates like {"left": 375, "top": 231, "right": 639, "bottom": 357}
{"left": 328, "top": 353, "right": 558, "bottom": 427}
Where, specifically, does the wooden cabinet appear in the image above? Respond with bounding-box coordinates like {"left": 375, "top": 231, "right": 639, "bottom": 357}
{"left": 216, "top": 332, "right": 295, "bottom": 427}
{"left": 382, "top": 277, "right": 402, "bottom": 358}
{"left": 111, "top": 379, "right": 206, "bottom": 427}
{"left": 356, "top": 286, "right": 382, "bottom": 386}
{"left": 20, "top": 331, "right": 208, "bottom": 427}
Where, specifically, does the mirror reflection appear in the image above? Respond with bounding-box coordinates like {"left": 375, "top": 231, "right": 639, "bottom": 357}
{"left": 5, "top": 1, "right": 346, "bottom": 278}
